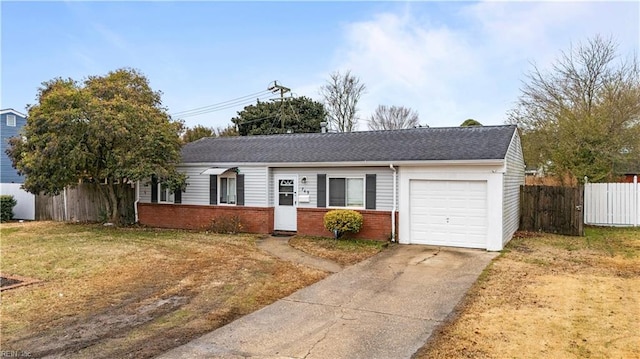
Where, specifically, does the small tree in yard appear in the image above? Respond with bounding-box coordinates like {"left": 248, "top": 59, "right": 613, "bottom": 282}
{"left": 323, "top": 209, "right": 364, "bottom": 239}
{"left": 0, "top": 195, "right": 17, "bottom": 222}
{"left": 6, "top": 68, "right": 186, "bottom": 224}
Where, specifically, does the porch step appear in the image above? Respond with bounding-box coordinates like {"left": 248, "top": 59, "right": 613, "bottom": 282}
{"left": 272, "top": 231, "right": 297, "bottom": 237}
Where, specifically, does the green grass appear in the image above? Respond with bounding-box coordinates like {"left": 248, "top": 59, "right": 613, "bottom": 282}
{"left": 583, "top": 226, "right": 640, "bottom": 257}
{"left": 296, "top": 235, "right": 387, "bottom": 251}
{"left": 516, "top": 226, "right": 640, "bottom": 258}
{"left": 288, "top": 235, "right": 387, "bottom": 266}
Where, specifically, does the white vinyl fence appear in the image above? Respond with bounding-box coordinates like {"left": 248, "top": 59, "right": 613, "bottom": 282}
{"left": 0, "top": 183, "right": 36, "bottom": 220}
{"left": 584, "top": 177, "right": 639, "bottom": 227}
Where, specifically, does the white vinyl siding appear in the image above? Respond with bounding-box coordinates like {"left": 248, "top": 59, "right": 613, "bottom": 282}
{"left": 139, "top": 179, "right": 153, "bottom": 203}
{"left": 138, "top": 165, "right": 268, "bottom": 207}
{"left": 502, "top": 131, "right": 525, "bottom": 244}
{"left": 175, "top": 166, "right": 210, "bottom": 205}
{"left": 270, "top": 166, "right": 396, "bottom": 210}
{"left": 240, "top": 166, "right": 268, "bottom": 207}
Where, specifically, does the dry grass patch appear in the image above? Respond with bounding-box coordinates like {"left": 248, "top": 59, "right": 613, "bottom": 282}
{"left": 415, "top": 226, "right": 640, "bottom": 359}
{"left": 0, "top": 221, "right": 327, "bottom": 358}
{"left": 288, "top": 235, "right": 387, "bottom": 266}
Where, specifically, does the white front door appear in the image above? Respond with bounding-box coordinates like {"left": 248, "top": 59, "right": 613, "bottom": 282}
{"left": 274, "top": 175, "right": 297, "bottom": 231}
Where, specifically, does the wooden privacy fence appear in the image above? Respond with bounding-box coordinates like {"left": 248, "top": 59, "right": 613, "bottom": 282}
{"left": 36, "top": 183, "right": 135, "bottom": 222}
{"left": 584, "top": 179, "right": 639, "bottom": 227}
{"left": 520, "top": 185, "right": 584, "bottom": 236}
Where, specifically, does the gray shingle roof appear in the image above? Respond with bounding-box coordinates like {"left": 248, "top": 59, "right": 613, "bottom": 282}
{"left": 181, "top": 125, "right": 517, "bottom": 163}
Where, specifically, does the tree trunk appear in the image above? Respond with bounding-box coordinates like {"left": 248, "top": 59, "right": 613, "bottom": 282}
{"left": 115, "top": 182, "right": 135, "bottom": 224}
{"left": 97, "top": 181, "right": 118, "bottom": 224}
{"left": 96, "top": 180, "right": 136, "bottom": 225}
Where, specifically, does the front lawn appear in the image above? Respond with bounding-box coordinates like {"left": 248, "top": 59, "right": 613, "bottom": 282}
{"left": 0, "top": 222, "right": 335, "bottom": 358}
{"left": 289, "top": 235, "right": 387, "bottom": 266}
{"left": 415, "top": 226, "right": 640, "bottom": 359}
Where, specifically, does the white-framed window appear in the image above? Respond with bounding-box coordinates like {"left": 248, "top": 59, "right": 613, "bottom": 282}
{"left": 328, "top": 177, "right": 364, "bottom": 208}
{"left": 6, "top": 115, "right": 16, "bottom": 127}
{"left": 219, "top": 174, "right": 237, "bottom": 205}
{"left": 158, "top": 183, "right": 174, "bottom": 203}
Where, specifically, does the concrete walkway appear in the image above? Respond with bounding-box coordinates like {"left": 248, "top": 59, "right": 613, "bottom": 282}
{"left": 158, "top": 244, "right": 498, "bottom": 359}
{"left": 257, "top": 236, "right": 343, "bottom": 273}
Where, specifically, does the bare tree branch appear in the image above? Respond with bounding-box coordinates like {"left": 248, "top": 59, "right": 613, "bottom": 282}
{"left": 508, "top": 35, "right": 640, "bottom": 183}
{"left": 368, "top": 105, "right": 420, "bottom": 130}
{"left": 320, "top": 70, "right": 366, "bottom": 132}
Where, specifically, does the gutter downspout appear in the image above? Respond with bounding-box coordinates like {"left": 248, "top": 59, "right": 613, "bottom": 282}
{"left": 134, "top": 180, "right": 140, "bottom": 223}
{"left": 390, "top": 164, "right": 397, "bottom": 242}
{"left": 635, "top": 175, "right": 638, "bottom": 227}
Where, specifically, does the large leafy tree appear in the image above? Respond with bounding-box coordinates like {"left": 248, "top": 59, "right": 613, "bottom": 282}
{"left": 231, "top": 96, "right": 327, "bottom": 136}
{"left": 508, "top": 36, "right": 640, "bottom": 183}
{"left": 320, "top": 70, "right": 366, "bottom": 132}
{"left": 7, "top": 68, "right": 186, "bottom": 223}
{"left": 368, "top": 105, "right": 420, "bottom": 130}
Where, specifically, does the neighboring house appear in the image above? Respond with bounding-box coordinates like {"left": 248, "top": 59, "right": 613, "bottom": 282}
{"left": 0, "top": 108, "right": 35, "bottom": 220}
{"left": 138, "top": 125, "right": 525, "bottom": 251}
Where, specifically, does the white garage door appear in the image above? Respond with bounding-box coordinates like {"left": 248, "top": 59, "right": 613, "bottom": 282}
{"left": 410, "top": 180, "right": 487, "bottom": 248}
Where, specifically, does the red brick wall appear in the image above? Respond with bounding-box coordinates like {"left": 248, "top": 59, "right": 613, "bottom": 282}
{"left": 138, "top": 203, "right": 399, "bottom": 241}
{"left": 138, "top": 203, "right": 274, "bottom": 233}
{"left": 296, "top": 208, "right": 397, "bottom": 241}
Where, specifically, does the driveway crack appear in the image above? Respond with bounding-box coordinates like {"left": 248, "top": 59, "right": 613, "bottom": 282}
{"left": 302, "top": 313, "right": 342, "bottom": 359}
{"left": 417, "top": 248, "right": 441, "bottom": 264}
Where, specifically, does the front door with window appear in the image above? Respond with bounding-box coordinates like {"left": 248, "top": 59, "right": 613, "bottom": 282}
{"left": 274, "top": 175, "right": 297, "bottom": 231}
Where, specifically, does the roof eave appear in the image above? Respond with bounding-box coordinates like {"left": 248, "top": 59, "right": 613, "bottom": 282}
{"left": 179, "top": 159, "right": 506, "bottom": 167}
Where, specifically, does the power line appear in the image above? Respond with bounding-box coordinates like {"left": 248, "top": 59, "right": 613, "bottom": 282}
{"left": 171, "top": 90, "right": 271, "bottom": 115}
{"left": 172, "top": 81, "right": 295, "bottom": 123}
{"left": 170, "top": 90, "right": 273, "bottom": 117}
{"left": 175, "top": 95, "right": 279, "bottom": 118}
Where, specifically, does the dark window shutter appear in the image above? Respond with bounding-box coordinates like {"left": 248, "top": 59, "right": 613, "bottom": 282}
{"left": 209, "top": 175, "right": 218, "bottom": 205}
{"left": 174, "top": 189, "right": 182, "bottom": 204}
{"left": 366, "top": 174, "right": 376, "bottom": 210}
{"left": 151, "top": 175, "right": 158, "bottom": 203}
{"left": 317, "top": 174, "right": 326, "bottom": 208}
{"left": 236, "top": 174, "right": 245, "bottom": 206}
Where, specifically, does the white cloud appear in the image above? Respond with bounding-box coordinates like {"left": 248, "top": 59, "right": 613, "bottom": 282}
{"left": 330, "top": 1, "right": 639, "bottom": 129}
{"left": 336, "top": 11, "right": 478, "bottom": 128}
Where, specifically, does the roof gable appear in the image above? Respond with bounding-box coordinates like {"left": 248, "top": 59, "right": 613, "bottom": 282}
{"left": 181, "top": 125, "right": 518, "bottom": 164}
{"left": 0, "top": 108, "right": 27, "bottom": 118}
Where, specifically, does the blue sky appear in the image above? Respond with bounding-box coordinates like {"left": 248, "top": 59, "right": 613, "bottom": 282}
{"left": 2, "top": 1, "right": 638, "bottom": 130}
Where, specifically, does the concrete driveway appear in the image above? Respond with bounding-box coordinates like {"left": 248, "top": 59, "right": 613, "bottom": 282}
{"left": 157, "top": 244, "right": 498, "bottom": 359}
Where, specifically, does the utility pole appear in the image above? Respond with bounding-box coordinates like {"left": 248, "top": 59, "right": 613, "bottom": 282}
{"left": 268, "top": 81, "right": 291, "bottom": 130}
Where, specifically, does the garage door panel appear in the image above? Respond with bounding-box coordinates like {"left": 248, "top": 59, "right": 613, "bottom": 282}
{"left": 409, "top": 180, "right": 487, "bottom": 249}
